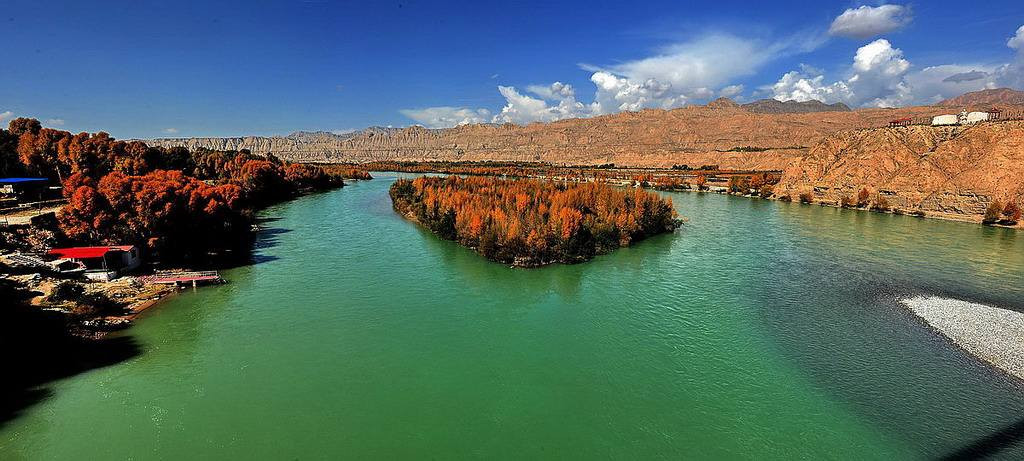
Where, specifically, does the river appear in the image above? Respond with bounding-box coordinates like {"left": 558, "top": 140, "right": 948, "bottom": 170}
{"left": 2, "top": 173, "right": 1023, "bottom": 459}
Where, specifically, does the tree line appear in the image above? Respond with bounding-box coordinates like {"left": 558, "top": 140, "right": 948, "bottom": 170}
{"left": 390, "top": 176, "right": 681, "bottom": 266}
{"left": 0, "top": 118, "right": 368, "bottom": 260}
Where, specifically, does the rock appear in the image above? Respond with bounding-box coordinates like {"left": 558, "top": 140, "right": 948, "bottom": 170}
{"left": 774, "top": 121, "right": 1024, "bottom": 219}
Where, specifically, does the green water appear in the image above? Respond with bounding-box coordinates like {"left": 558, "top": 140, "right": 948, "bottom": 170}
{"left": 3, "top": 173, "right": 1024, "bottom": 460}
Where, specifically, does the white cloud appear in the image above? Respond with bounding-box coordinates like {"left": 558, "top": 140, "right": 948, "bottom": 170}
{"left": 399, "top": 107, "right": 491, "bottom": 129}
{"left": 0, "top": 111, "right": 13, "bottom": 124}
{"left": 585, "top": 34, "right": 783, "bottom": 114}
{"left": 401, "top": 23, "right": 1024, "bottom": 127}
{"left": 589, "top": 72, "right": 682, "bottom": 114}
{"left": 720, "top": 84, "right": 745, "bottom": 98}
{"left": 45, "top": 118, "right": 65, "bottom": 126}
{"left": 829, "top": 5, "right": 912, "bottom": 39}
{"left": 402, "top": 33, "right": 797, "bottom": 127}
{"left": 993, "top": 25, "right": 1024, "bottom": 88}
{"left": 768, "top": 31, "right": 1024, "bottom": 107}
{"left": 162, "top": 128, "right": 180, "bottom": 134}
{"left": 770, "top": 71, "right": 852, "bottom": 103}
{"left": 770, "top": 39, "right": 913, "bottom": 107}
{"left": 1009, "top": 25, "right": 1024, "bottom": 51}
{"left": 492, "top": 83, "right": 588, "bottom": 124}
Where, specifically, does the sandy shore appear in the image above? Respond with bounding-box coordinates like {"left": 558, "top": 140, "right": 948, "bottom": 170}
{"left": 902, "top": 296, "right": 1024, "bottom": 381}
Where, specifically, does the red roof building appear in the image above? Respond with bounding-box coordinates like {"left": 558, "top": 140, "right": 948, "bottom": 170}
{"left": 46, "top": 246, "right": 141, "bottom": 281}
{"left": 48, "top": 245, "right": 136, "bottom": 259}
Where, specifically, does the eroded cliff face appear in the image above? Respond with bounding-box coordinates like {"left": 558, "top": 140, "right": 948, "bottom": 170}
{"left": 147, "top": 104, "right": 950, "bottom": 170}
{"left": 775, "top": 121, "right": 1024, "bottom": 217}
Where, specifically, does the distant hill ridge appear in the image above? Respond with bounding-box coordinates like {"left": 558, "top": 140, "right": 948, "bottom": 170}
{"left": 147, "top": 89, "right": 1019, "bottom": 171}
{"left": 739, "top": 98, "right": 851, "bottom": 114}
{"left": 937, "top": 88, "right": 1024, "bottom": 107}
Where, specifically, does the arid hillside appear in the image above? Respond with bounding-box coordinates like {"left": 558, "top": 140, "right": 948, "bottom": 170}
{"left": 150, "top": 102, "right": 965, "bottom": 170}
{"left": 938, "top": 88, "right": 1024, "bottom": 107}
{"left": 775, "top": 121, "right": 1024, "bottom": 217}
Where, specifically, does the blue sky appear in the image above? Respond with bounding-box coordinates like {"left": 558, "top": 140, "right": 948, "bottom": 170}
{"left": 0, "top": 0, "right": 1021, "bottom": 138}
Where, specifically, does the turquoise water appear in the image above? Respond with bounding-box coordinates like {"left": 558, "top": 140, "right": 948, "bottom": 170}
{"left": 2, "top": 173, "right": 1023, "bottom": 459}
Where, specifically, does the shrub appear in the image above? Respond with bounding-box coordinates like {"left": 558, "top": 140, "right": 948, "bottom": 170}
{"left": 47, "top": 281, "right": 84, "bottom": 303}
{"left": 1002, "top": 202, "right": 1021, "bottom": 224}
{"left": 798, "top": 191, "right": 814, "bottom": 204}
{"left": 983, "top": 200, "right": 1004, "bottom": 225}
{"left": 856, "top": 188, "right": 871, "bottom": 208}
{"left": 73, "top": 292, "right": 123, "bottom": 316}
{"left": 841, "top": 195, "right": 856, "bottom": 208}
{"left": 870, "top": 194, "right": 891, "bottom": 212}
{"left": 696, "top": 174, "right": 708, "bottom": 191}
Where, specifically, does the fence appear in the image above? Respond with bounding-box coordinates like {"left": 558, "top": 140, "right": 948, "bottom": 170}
{"left": 0, "top": 198, "right": 68, "bottom": 215}
{"left": 884, "top": 110, "right": 1024, "bottom": 129}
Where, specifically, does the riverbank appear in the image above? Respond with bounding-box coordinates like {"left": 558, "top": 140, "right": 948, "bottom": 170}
{"left": 902, "top": 296, "right": 1024, "bottom": 383}
{"left": 368, "top": 164, "right": 1021, "bottom": 230}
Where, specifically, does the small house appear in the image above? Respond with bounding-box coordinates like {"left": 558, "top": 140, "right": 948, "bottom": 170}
{"left": 47, "top": 245, "right": 142, "bottom": 281}
{"left": 931, "top": 114, "right": 959, "bottom": 126}
{"left": 0, "top": 177, "right": 49, "bottom": 205}
{"left": 965, "top": 111, "right": 990, "bottom": 124}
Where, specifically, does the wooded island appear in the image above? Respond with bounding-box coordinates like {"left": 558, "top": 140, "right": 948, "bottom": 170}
{"left": 390, "top": 176, "right": 681, "bottom": 267}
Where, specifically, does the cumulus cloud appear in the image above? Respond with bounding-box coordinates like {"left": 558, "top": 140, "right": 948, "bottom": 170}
{"left": 589, "top": 72, "right": 682, "bottom": 114}
{"left": 1009, "top": 25, "right": 1024, "bottom": 51}
{"left": 770, "top": 39, "right": 911, "bottom": 107}
{"left": 770, "top": 71, "right": 852, "bottom": 104}
{"left": 399, "top": 107, "right": 491, "bottom": 129}
{"left": 45, "top": 118, "right": 65, "bottom": 126}
{"left": 162, "top": 128, "right": 180, "bottom": 134}
{"left": 402, "top": 33, "right": 792, "bottom": 127}
{"left": 768, "top": 28, "right": 1024, "bottom": 108}
{"left": 992, "top": 25, "right": 1024, "bottom": 88}
{"left": 828, "top": 5, "right": 912, "bottom": 39}
{"left": 0, "top": 111, "right": 13, "bottom": 124}
{"left": 586, "top": 34, "right": 782, "bottom": 113}
{"left": 492, "top": 83, "right": 588, "bottom": 124}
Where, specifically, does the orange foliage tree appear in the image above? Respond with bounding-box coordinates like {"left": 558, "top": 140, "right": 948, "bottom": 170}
{"left": 1, "top": 118, "right": 367, "bottom": 260}
{"left": 390, "top": 176, "right": 681, "bottom": 266}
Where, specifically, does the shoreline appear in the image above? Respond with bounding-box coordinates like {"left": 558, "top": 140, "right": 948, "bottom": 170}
{"left": 371, "top": 169, "right": 1021, "bottom": 230}
{"left": 902, "top": 296, "right": 1024, "bottom": 384}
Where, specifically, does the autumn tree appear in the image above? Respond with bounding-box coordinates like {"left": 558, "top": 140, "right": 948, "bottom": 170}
{"left": 1002, "top": 202, "right": 1021, "bottom": 224}
{"left": 389, "top": 176, "right": 680, "bottom": 266}
{"left": 983, "top": 200, "right": 1004, "bottom": 225}
{"left": 856, "top": 187, "right": 871, "bottom": 208}
{"left": 695, "top": 174, "right": 708, "bottom": 191}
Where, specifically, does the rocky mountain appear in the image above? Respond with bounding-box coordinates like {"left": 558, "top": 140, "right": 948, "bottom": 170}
{"left": 774, "top": 121, "right": 1024, "bottom": 217}
{"left": 148, "top": 103, "right": 947, "bottom": 170}
{"left": 741, "top": 99, "right": 851, "bottom": 114}
{"left": 937, "top": 88, "right": 1024, "bottom": 107}
{"left": 704, "top": 97, "right": 741, "bottom": 110}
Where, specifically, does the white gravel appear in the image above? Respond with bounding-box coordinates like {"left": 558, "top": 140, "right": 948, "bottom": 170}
{"left": 902, "top": 296, "right": 1024, "bottom": 381}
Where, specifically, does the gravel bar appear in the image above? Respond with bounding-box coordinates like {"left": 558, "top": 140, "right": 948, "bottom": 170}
{"left": 902, "top": 296, "right": 1024, "bottom": 381}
